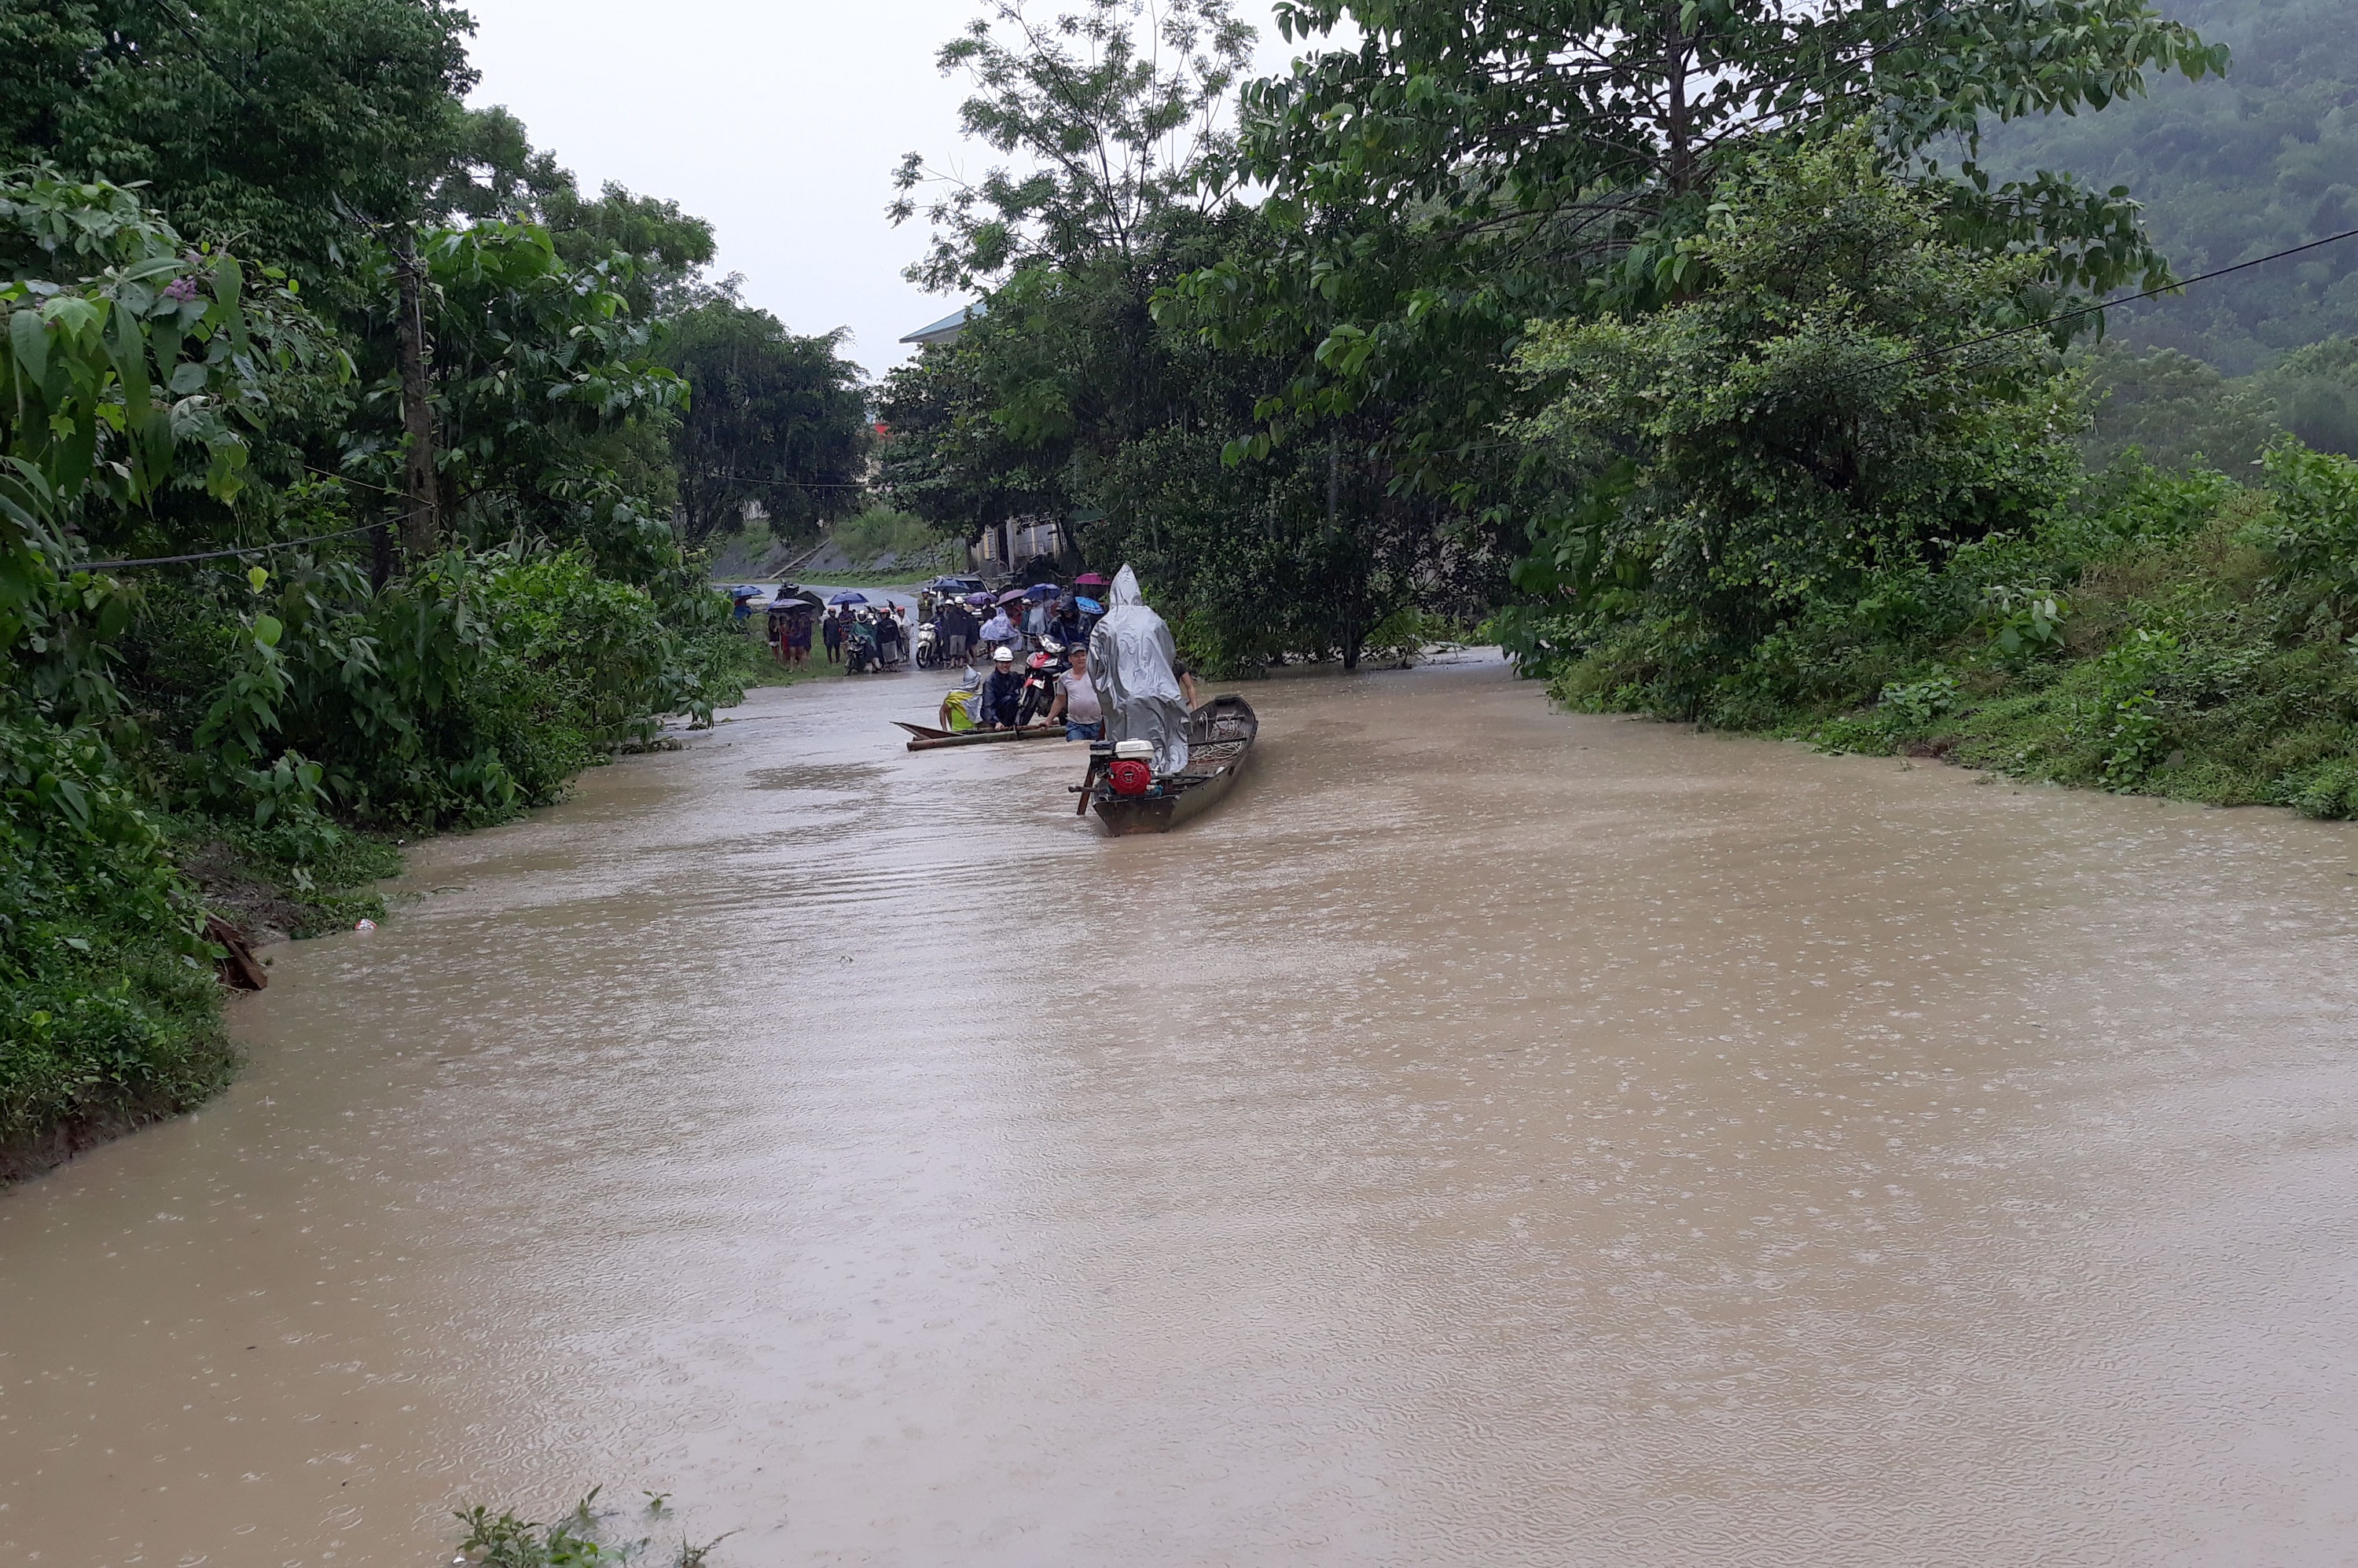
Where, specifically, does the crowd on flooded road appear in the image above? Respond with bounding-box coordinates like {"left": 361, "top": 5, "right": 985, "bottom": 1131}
{"left": 729, "top": 568, "right": 1201, "bottom": 742}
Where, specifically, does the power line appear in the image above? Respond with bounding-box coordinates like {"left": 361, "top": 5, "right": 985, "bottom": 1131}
{"left": 1898, "top": 224, "right": 2358, "bottom": 369}
{"left": 69, "top": 521, "right": 384, "bottom": 571}
{"left": 710, "top": 473, "right": 871, "bottom": 490}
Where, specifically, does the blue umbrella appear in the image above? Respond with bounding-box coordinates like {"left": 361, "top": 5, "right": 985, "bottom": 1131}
{"left": 1027, "top": 582, "right": 1058, "bottom": 600}
{"left": 828, "top": 590, "right": 869, "bottom": 606}
{"left": 1076, "top": 597, "right": 1102, "bottom": 615}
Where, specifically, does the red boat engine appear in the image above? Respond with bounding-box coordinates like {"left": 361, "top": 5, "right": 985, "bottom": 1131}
{"left": 1106, "top": 758, "right": 1153, "bottom": 797}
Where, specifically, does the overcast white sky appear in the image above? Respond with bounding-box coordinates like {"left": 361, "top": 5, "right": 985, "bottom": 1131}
{"left": 461, "top": 0, "right": 1304, "bottom": 384}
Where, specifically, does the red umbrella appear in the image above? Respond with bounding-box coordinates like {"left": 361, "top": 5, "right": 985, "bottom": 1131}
{"left": 1073, "top": 571, "right": 1109, "bottom": 587}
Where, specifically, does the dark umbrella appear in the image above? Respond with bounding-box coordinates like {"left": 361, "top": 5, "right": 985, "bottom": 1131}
{"left": 965, "top": 593, "right": 993, "bottom": 607}
{"left": 828, "top": 590, "right": 869, "bottom": 606}
{"left": 1073, "top": 571, "right": 1109, "bottom": 587}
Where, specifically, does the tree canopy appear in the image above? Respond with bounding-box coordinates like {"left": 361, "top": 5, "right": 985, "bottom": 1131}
{"left": 660, "top": 299, "right": 869, "bottom": 545}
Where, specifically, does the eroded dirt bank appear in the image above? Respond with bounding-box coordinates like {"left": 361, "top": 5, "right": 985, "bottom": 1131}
{"left": 6, "top": 652, "right": 2357, "bottom": 1565}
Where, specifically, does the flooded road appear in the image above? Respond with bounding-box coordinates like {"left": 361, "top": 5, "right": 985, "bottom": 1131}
{"left": 7, "top": 652, "right": 2358, "bottom": 1565}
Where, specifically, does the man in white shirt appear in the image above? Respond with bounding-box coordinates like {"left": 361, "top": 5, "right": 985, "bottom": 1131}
{"left": 1047, "top": 642, "right": 1105, "bottom": 740}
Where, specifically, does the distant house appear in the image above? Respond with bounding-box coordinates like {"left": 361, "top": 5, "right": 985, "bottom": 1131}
{"left": 898, "top": 302, "right": 1078, "bottom": 576}
{"left": 974, "top": 515, "right": 1071, "bottom": 574}
{"left": 899, "top": 302, "right": 984, "bottom": 347}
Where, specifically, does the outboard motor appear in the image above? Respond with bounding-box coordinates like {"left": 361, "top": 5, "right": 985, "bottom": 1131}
{"left": 1107, "top": 737, "right": 1155, "bottom": 797}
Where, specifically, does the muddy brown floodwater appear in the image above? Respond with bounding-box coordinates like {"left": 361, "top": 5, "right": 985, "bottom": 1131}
{"left": 8, "top": 652, "right": 2358, "bottom": 1566}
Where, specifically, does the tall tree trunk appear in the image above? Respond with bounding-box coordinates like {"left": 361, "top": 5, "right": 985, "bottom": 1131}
{"left": 1663, "top": 6, "right": 1694, "bottom": 196}
{"left": 369, "top": 510, "right": 393, "bottom": 593}
{"left": 394, "top": 227, "right": 439, "bottom": 559}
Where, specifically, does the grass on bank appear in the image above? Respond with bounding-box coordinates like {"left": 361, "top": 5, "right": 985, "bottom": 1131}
{"left": 454, "top": 1489, "right": 729, "bottom": 1566}
{"left": 1543, "top": 445, "right": 2358, "bottom": 817}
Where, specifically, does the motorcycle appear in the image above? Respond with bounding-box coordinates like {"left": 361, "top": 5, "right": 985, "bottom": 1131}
{"left": 914, "top": 618, "right": 941, "bottom": 669}
{"left": 844, "top": 619, "right": 882, "bottom": 674}
{"left": 1016, "top": 637, "right": 1069, "bottom": 726}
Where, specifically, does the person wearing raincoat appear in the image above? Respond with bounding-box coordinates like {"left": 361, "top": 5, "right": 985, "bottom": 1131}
{"left": 1086, "top": 565, "right": 1191, "bottom": 776}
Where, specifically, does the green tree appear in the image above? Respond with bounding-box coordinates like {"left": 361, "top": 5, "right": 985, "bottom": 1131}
{"left": 885, "top": 0, "right": 1482, "bottom": 666}
{"left": 2258, "top": 338, "right": 2358, "bottom": 458}
{"left": 1, "top": 174, "right": 308, "bottom": 711}
{"left": 0, "top": 0, "right": 477, "bottom": 288}
{"left": 2078, "top": 341, "right": 2283, "bottom": 473}
{"left": 1184, "top": 0, "right": 2224, "bottom": 516}
{"left": 436, "top": 105, "right": 719, "bottom": 319}
{"left": 1508, "top": 132, "right": 2082, "bottom": 719}
{"left": 659, "top": 297, "right": 869, "bottom": 545}
{"left": 891, "top": 0, "right": 1254, "bottom": 292}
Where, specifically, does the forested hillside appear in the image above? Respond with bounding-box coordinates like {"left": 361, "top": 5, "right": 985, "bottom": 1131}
{"left": 1982, "top": 0, "right": 2358, "bottom": 373}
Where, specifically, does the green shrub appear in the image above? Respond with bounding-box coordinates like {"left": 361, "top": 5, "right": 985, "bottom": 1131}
{"left": 0, "top": 698, "right": 227, "bottom": 1157}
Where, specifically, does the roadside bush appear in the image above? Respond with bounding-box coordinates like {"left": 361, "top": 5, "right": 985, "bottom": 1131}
{"left": 0, "top": 698, "right": 227, "bottom": 1160}
{"left": 2253, "top": 441, "right": 2358, "bottom": 619}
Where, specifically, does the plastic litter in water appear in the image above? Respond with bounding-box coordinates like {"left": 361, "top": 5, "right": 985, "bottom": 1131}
{"left": 354, "top": 918, "right": 377, "bottom": 932}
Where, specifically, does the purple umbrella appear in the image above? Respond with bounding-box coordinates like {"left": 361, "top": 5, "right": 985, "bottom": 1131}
{"left": 996, "top": 588, "right": 1029, "bottom": 605}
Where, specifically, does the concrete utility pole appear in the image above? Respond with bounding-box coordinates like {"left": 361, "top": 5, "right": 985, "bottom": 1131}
{"left": 394, "top": 226, "right": 439, "bottom": 558}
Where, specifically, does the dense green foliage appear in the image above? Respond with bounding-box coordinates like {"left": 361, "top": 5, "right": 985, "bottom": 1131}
{"left": 0, "top": 1, "right": 862, "bottom": 1175}
{"left": 1761, "top": 446, "right": 2358, "bottom": 817}
{"left": 661, "top": 298, "right": 868, "bottom": 544}
{"left": 2080, "top": 334, "right": 2358, "bottom": 474}
{"left": 885, "top": 0, "right": 2233, "bottom": 671}
{"left": 1505, "top": 134, "right": 2084, "bottom": 720}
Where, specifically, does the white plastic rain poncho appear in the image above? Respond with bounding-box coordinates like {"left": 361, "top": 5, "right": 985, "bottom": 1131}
{"left": 1087, "top": 564, "right": 1190, "bottom": 775}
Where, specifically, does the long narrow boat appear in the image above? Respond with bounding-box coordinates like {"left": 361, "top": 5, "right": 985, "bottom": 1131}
{"left": 894, "top": 720, "right": 1067, "bottom": 752}
{"left": 1077, "top": 695, "right": 1258, "bottom": 835}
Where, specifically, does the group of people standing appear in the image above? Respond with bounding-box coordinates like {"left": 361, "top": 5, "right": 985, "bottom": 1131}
{"left": 765, "top": 599, "right": 912, "bottom": 669}
{"left": 765, "top": 598, "right": 816, "bottom": 666}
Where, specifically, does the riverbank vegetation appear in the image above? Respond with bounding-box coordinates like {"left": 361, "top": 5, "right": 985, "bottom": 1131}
{"left": 1, "top": 2, "right": 865, "bottom": 1177}
{"left": 1503, "top": 144, "right": 2358, "bottom": 814}
{"left": 453, "top": 1489, "right": 728, "bottom": 1566}
{"left": 883, "top": 0, "right": 2358, "bottom": 806}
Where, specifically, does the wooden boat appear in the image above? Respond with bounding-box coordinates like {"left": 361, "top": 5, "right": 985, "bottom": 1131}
{"left": 894, "top": 720, "right": 1067, "bottom": 752}
{"left": 1076, "top": 695, "right": 1258, "bottom": 835}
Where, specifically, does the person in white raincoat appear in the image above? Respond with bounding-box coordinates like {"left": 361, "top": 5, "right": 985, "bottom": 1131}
{"left": 1086, "top": 564, "right": 1190, "bottom": 776}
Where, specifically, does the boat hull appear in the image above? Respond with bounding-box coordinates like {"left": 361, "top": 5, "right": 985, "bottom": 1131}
{"left": 1086, "top": 696, "right": 1257, "bottom": 835}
